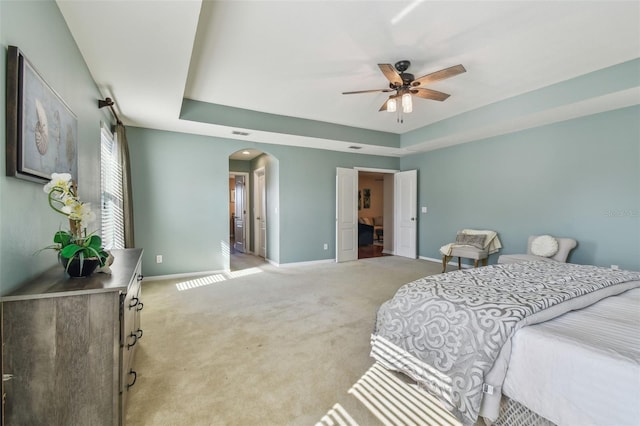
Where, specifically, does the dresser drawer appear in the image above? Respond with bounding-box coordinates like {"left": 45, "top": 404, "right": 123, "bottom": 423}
{"left": 119, "top": 262, "right": 143, "bottom": 423}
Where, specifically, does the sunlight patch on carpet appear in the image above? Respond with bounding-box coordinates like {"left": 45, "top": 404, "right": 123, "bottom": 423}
{"left": 176, "top": 274, "right": 227, "bottom": 291}
{"left": 316, "top": 403, "right": 359, "bottom": 426}
{"left": 175, "top": 267, "right": 264, "bottom": 291}
{"left": 317, "top": 362, "right": 462, "bottom": 426}
{"left": 348, "top": 363, "right": 461, "bottom": 426}
{"left": 227, "top": 267, "right": 262, "bottom": 278}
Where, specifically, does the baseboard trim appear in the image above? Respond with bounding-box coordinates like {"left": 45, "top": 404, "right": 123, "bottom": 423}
{"left": 272, "top": 258, "right": 335, "bottom": 268}
{"left": 144, "top": 269, "right": 228, "bottom": 281}
{"left": 419, "top": 255, "right": 473, "bottom": 269}
{"left": 144, "top": 258, "right": 337, "bottom": 279}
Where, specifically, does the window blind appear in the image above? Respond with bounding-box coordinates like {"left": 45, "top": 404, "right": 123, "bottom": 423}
{"left": 100, "top": 126, "right": 125, "bottom": 250}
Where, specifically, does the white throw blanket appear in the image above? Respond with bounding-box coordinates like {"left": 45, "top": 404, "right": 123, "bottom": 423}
{"left": 440, "top": 229, "right": 502, "bottom": 256}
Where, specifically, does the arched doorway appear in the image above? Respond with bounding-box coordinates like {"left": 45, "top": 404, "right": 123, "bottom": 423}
{"left": 228, "top": 148, "right": 278, "bottom": 271}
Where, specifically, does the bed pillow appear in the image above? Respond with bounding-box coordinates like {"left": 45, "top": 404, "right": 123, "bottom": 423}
{"left": 530, "top": 235, "right": 559, "bottom": 257}
{"left": 455, "top": 232, "right": 486, "bottom": 249}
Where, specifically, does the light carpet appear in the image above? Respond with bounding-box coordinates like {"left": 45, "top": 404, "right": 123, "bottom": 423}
{"left": 126, "top": 254, "right": 443, "bottom": 425}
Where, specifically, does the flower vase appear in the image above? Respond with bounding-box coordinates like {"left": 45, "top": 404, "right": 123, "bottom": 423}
{"left": 60, "top": 256, "right": 101, "bottom": 278}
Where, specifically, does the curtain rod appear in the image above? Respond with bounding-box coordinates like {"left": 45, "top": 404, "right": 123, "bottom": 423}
{"left": 98, "top": 97, "right": 122, "bottom": 125}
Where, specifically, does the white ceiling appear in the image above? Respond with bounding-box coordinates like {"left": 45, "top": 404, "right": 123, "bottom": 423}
{"left": 57, "top": 0, "right": 640, "bottom": 157}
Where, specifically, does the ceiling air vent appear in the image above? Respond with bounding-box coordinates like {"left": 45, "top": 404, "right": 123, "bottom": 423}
{"left": 348, "top": 146, "right": 362, "bottom": 150}
{"left": 232, "top": 130, "right": 250, "bottom": 136}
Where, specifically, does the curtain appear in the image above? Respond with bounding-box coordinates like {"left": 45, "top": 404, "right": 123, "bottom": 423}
{"left": 115, "top": 123, "right": 135, "bottom": 248}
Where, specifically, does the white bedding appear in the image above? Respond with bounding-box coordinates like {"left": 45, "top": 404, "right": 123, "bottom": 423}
{"left": 502, "top": 285, "right": 640, "bottom": 426}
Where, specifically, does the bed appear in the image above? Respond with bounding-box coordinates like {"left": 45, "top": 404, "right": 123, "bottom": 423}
{"left": 370, "top": 261, "right": 640, "bottom": 426}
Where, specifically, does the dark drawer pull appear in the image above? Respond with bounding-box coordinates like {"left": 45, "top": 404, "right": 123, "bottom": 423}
{"left": 136, "top": 301, "right": 144, "bottom": 312}
{"left": 127, "top": 369, "right": 137, "bottom": 389}
{"left": 129, "top": 297, "right": 139, "bottom": 309}
{"left": 127, "top": 332, "right": 138, "bottom": 349}
{"left": 135, "top": 329, "right": 143, "bottom": 339}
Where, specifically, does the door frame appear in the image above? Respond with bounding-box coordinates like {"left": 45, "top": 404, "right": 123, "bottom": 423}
{"left": 335, "top": 167, "right": 358, "bottom": 263}
{"left": 229, "top": 171, "right": 250, "bottom": 254}
{"left": 394, "top": 169, "right": 418, "bottom": 259}
{"left": 253, "top": 167, "right": 267, "bottom": 259}
{"left": 335, "top": 167, "right": 399, "bottom": 261}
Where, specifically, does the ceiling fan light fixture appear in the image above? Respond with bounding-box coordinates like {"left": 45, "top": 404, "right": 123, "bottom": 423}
{"left": 402, "top": 92, "right": 413, "bottom": 113}
{"left": 387, "top": 98, "right": 397, "bottom": 112}
{"left": 342, "top": 60, "right": 466, "bottom": 124}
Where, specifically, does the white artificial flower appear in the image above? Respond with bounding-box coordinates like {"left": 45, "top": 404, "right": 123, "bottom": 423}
{"left": 43, "top": 172, "right": 73, "bottom": 194}
{"left": 65, "top": 201, "right": 95, "bottom": 225}
{"left": 61, "top": 199, "right": 81, "bottom": 217}
{"left": 82, "top": 208, "right": 97, "bottom": 226}
{"left": 61, "top": 194, "right": 78, "bottom": 208}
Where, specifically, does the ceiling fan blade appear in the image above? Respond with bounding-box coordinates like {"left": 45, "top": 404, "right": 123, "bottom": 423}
{"left": 411, "top": 88, "right": 451, "bottom": 101}
{"left": 378, "top": 64, "right": 402, "bottom": 86}
{"left": 342, "top": 88, "right": 393, "bottom": 95}
{"left": 411, "top": 64, "right": 466, "bottom": 87}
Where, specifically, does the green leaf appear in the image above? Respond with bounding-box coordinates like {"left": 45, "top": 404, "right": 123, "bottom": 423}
{"left": 84, "top": 235, "right": 103, "bottom": 251}
{"left": 53, "top": 231, "right": 72, "bottom": 246}
{"left": 60, "top": 244, "right": 84, "bottom": 259}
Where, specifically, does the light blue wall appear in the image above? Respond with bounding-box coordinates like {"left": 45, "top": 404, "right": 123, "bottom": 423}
{"left": 0, "top": 0, "right": 111, "bottom": 296}
{"left": 401, "top": 59, "right": 640, "bottom": 149}
{"left": 229, "top": 159, "right": 251, "bottom": 173}
{"left": 270, "top": 145, "right": 399, "bottom": 265}
{"left": 1, "top": 1, "right": 638, "bottom": 292}
{"left": 181, "top": 99, "right": 400, "bottom": 148}
{"left": 127, "top": 126, "right": 399, "bottom": 276}
{"left": 402, "top": 106, "right": 640, "bottom": 270}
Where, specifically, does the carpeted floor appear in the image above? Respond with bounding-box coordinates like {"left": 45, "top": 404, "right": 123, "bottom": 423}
{"left": 126, "top": 253, "right": 443, "bottom": 425}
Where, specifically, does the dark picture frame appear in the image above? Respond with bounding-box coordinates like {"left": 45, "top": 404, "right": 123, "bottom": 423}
{"left": 6, "top": 46, "right": 78, "bottom": 184}
{"left": 363, "top": 188, "right": 371, "bottom": 209}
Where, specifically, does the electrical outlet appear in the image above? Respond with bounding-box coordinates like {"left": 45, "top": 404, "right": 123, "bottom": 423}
{"left": 156, "top": 255, "right": 163, "bottom": 264}
{"left": 611, "top": 265, "right": 619, "bottom": 270}
{"left": 323, "top": 243, "right": 328, "bottom": 250}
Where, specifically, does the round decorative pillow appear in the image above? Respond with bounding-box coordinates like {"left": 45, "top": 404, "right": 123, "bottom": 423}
{"left": 531, "top": 235, "right": 559, "bottom": 257}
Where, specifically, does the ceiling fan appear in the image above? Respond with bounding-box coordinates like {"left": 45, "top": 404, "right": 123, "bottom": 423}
{"left": 342, "top": 60, "right": 466, "bottom": 122}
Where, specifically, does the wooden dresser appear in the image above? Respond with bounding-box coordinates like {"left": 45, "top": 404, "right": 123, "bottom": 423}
{"left": 1, "top": 248, "right": 143, "bottom": 425}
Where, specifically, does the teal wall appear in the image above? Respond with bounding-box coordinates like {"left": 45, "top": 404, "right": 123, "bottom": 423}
{"left": 181, "top": 98, "right": 400, "bottom": 148}
{"left": 127, "top": 127, "right": 398, "bottom": 276}
{"left": 0, "top": 0, "right": 111, "bottom": 295}
{"left": 229, "top": 159, "right": 251, "bottom": 173}
{"left": 401, "top": 59, "right": 640, "bottom": 149}
{"left": 1, "top": 1, "right": 638, "bottom": 292}
{"left": 402, "top": 106, "right": 640, "bottom": 270}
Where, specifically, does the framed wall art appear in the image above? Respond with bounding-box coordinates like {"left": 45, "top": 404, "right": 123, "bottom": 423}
{"left": 363, "top": 188, "right": 371, "bottom": 209}
{"left": 6, "top": 45, "right": 78, "bottom": 184}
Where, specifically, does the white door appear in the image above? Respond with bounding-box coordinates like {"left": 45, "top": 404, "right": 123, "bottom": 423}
{"left": 234, "top": 175, "right": 246, "bottom": 253}
{"left": 336, "top": 167, "right": 357, "bottom": 262}
{"left": 255, "top": 169, "right": 267, "bottom": 258}
{"left": 395, "top": 170, "right": 417, "bottom": 259}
